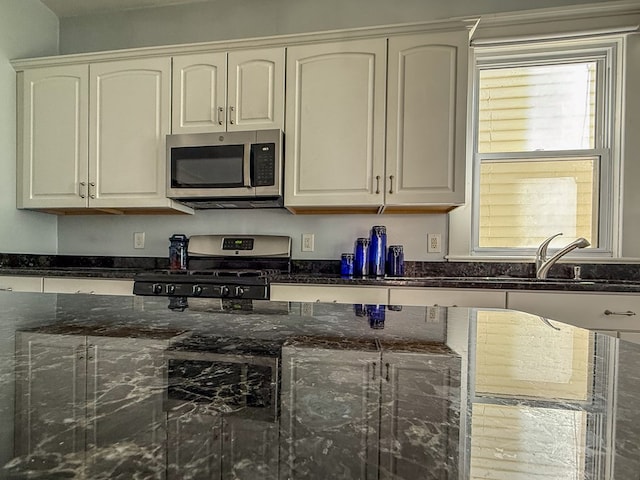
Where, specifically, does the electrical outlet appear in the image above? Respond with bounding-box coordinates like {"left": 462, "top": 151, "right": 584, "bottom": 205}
{"left": 427, "top": 233, "right": 441, "bottom": 253}
{"left": 426, "top": 306, "right": 440, "bottom": 323}
{"left": 133, "top": 232, "right": 145, "bottom": 249}
{"left": 301, "top": 233, "right": 314, "bottom": 252}
{"left": 301, "top": 303, "right": 314, "bottom": 316}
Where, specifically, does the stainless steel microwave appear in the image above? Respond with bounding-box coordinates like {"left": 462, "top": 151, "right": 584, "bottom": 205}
{"left": 166, "top": 129, "right": 283, "bottom": 209}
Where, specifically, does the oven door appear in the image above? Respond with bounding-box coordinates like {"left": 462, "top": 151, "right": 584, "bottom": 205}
{"left": 167, "top": 132, "right": 254, "bottom": 199}
{"left": 166, "top": 351, "right": 279, "bottom": 423}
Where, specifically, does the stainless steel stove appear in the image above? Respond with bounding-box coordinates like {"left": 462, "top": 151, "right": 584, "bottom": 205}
{"left": 133, "top": 234, "right": 291, "bottom": 302}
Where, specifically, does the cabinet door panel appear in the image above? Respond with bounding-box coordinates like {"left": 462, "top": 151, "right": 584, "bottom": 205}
{"left": 386, "top": 31, "right": 468, "bottom": 206}
{"left": 379, "top": 352, "right": 461, "bottom": 480}
{"left": 228, "top": 48, "right": 284, "bottom": 131}
{"left": 285, "top": 39, "right": 386, "bottom": 208}
{"left": 507, "top": 291, "right": 640, "bottom": 330}
{"left": 85, "top": 337, "right": 167, "bottom": 478}
{"left": 0, "top": 276, "right": 43, "bottom": 293}
{"left": 42, "top": 277, "right": 133, "bottom": 296}
{"left": 172, "top": 52, "right": 226, "bottom": 134}
{"left": 15, "top": 333, "right": 86, "bottom": 461}
{"left": 280, "top": 346, "right": 381, "bottom": 479}
{"left": 270, "top": 284, "right": 389, "bottom": 304}
{"left": 389, "top": 288, "right": 506, "bottom": 308}
{"left": 19, "top": 65, "right": 88, "bottom": 208}
{"left": 90, "top": 58, "right": 170, "bottom": 207}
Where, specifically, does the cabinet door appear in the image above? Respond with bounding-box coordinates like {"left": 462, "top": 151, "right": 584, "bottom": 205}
{"left": 172, "top": 52, "right": 227, "bottom": 134}
{"left": 389, "top": 287, "right": 506, "bottom": 308}
{"left": 379, "top": 352, "right": 461, "bottom": 480}
{"left": 285, "top": 39, "right": 387, "bottom": 211}
{"left": 221, "top": 417, "right": 279, "bottom": 480}
{"left": 14, "top": 333, "right": 87, "bottom": 463}
{"left": 280, "top": 345, "right": 381, "bottom": 479}
{"left": 507, "top": 291, "right": 640, "bottom": 330}
{"left": 167, "top": 409, "right": 223, "bottom": 479}
{"left": 385, "top": 31, "right": 468, "bottom": 209}
{"left": 85, "top": 336, "right": 167, "bottom": 478}
{"left": 270, "top": 284, "right": 389, "bottom": 304}
{"left": 0, "top": 275, "right": 43, "bottom": 293}
{"left": 18, "top": 65, "right": 89, "bottom": 208}
{"left": 227, "top": 48, "right": 284, "bottom": 131}
{"left": 42, "top": 277, "right": 134, "bottom": 296}
{"left": 89, "top": 58, "right": 171, "bottom": 208}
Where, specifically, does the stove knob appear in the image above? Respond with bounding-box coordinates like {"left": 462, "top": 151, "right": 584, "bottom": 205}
{"left": 152, "top": 283, "right": 163, "bottom": 295}
{"left": 234, "top": 286, "right": 245, "bottom": 297}
{"left": 192, "top": 285, "right": 203, "bottom": 296}
{"left": 166, "top": 284, "right": 176, "bottom": 295}
{"left": 214, "top": 285, "right": 230, "bottom": 297}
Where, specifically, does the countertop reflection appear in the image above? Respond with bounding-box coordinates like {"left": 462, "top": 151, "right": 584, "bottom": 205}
{"left": 0, "top": 292, "right": 638, "bottom": 479}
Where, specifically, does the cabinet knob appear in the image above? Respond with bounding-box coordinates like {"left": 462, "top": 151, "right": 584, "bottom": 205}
{"left": 375, "top": 175, "right": 381, "bottom": 194}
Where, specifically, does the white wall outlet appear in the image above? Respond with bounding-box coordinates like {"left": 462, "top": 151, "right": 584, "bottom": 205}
{"left": 133, "top": 232, "right": 145, "bottom": 249}
{"left": 301, "top": 233, "right": 315, "bottom": 252}
{"left": 427, "top": 233, "right": 442, "bottom": 253}
{"left": 301, "top": 303, "right": 314, "bottom": 316}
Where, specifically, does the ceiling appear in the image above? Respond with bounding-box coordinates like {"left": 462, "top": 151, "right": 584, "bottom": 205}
{"left": 40, "top": 0, "right": 212, "bottom": 17}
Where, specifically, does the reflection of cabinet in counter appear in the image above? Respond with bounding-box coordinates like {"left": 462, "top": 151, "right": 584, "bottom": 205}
{"left": 14, "top": 331, "right": 168, "bottom": 478}
{"left": 280, "top": 342, "right": 460, "bottom": 479}
{"left": 167, "top": 408, "right": 278, "bottom": 480}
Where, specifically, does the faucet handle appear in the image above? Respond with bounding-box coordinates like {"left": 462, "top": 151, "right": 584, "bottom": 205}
{"left": 536, "top": 232, "right": 563, "bottom": 261}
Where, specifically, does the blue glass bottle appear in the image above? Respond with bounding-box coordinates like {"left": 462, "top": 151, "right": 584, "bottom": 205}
{"left": 354, "top": 237, "right": 370, "bottom": 277}
{"left": 368, "top": 226, "right": 387, "bottom": 277}
{"left": 340, "top": 253, "right": 354, "bottom": 277}
{"left": 386, "top": 245, "right": 404, "bottom": 276}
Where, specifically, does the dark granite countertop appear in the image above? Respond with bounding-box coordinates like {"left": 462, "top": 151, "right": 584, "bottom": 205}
{"left": 0, "top": 291, "right": 638, "bottom": 479}
{"left": 2, "top": 253, "right": 640, "bottom": 292}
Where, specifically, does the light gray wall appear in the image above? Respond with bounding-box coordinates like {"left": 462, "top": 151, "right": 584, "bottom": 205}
{"left": 57, "top": 0, "right": 619, "bottom": 54}
{"left": 57, "top": 210, "right": 448, "bottom": 261}
{"left": 0, "top": 1, "right": 58, "bottom": 254}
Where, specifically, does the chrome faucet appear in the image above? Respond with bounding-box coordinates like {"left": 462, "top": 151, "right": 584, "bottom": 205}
{"left": 535, "top": 233, "right": 590, "bottom": 279}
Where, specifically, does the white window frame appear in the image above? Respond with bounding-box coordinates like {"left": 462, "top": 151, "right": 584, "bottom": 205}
{"left": 455, "top": 36, "right": 624, "bottom": 260}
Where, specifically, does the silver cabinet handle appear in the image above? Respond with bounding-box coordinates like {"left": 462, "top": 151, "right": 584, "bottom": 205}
{"left": 604, "top": 309, "right": 636, "bottom": 316}
{"left": 79, "top": 181, "right": 87, "bottom": 199}
{"left": 74, "top": 290, "right": 95, "bottom": 295}
{"left": 389, "top": 175, "right": 394, "bottom": 194}
{"left": 89, "top": 182, "right": 96, "bottom": 199}
{"left": 229, "top": 106, "right": 235, "bottom": 124}
{"left": 0, "top": 287, "right": 13, "bottom": 291}
{"left": 217, "top": 106, "right": 224, "bottom": 125}
{"left": 375, "top": 175, "right": 381, "bottom": 194}
{"left": 372, "top": 362, "right": 377, "bottom": 380}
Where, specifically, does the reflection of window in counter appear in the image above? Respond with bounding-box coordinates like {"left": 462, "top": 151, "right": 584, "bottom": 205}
{"left": 466, "top": 310, "right": 614, "bottom": 479}
{"left": 474, "top": 310, "right": 591, "bottom": 400}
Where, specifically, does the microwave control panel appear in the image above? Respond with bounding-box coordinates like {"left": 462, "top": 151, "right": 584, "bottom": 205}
{"left": 251, "top": 143, "right": 276, "bottom": 186}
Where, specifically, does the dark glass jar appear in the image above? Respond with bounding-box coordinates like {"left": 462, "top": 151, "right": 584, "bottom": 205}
{"left": 169, "top": 234, "right": 189, "bottom": 270}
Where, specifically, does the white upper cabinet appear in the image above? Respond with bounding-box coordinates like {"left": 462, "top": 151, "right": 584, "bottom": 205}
{"left": 284, "top": 31, "right": 468, "bottom": 213}
{"left": 385, "top": 31, "right": 468, "bottom": 211}
{"left": 172, "top": 47, "right": 284, "bottom": 134}
{"left": 17, "top": 65, "right": 89, "bottom": 209}
{"left": 284, "top": 39, "right": 387, "bottom": 213}
{"left": 17, "top": 58, "right": 191, "bottom": 213}
{"left": 89, "top": 57, "right": 172, "bottom": 208}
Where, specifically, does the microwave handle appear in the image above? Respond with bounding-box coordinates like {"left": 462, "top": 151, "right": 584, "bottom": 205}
{"left": 243, "top": 144, "right": 252, "bottom": 188}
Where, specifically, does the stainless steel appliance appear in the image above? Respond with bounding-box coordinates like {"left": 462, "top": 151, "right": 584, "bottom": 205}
{"left": 133, "top": 234, "right": 291, "bottom": 301}
{"left": 166, "top": 130, "right": 283, "bottom": 209}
